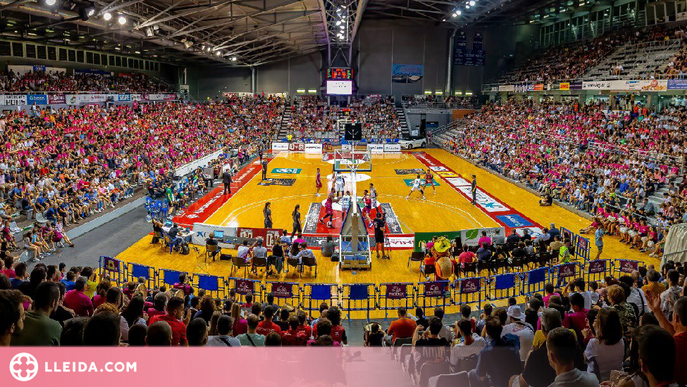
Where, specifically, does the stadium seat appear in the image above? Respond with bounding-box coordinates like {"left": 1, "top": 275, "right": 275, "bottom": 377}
{"left": 427, "top": 372, "right": 469, "bottom": 387}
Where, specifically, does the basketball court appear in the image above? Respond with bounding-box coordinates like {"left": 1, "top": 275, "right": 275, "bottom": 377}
{"left": 116, "top": 148, "right": 658, "bottom": 295}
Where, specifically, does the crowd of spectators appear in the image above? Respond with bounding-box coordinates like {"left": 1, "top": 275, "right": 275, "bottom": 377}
{"left": 0, "top": 70, "right": 172, "bottom": 93}
{"left": 0, "top": 95, "right": 282, "bottom": 262}
{"left": 285, "top": 96, "right": 401, "bottom": 141}
{"left": 0, "top": 258, "right": 685, "bottom": 387}
{"left": 442, "top": 99, "right": 687, "bottom": 258}
{"left": 497, "top": 23, "right": 687, "bottom": 84}
{"left": 402, "top": 95, "right": 479, "bottom": 109}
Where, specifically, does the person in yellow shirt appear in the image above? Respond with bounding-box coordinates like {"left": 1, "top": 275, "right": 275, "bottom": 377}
{"left": 641, "top": 269, "right": 666, "bottom": 297}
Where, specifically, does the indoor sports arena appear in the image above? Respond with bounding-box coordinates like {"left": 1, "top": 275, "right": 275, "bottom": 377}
{"left": 1, "top": 0, "right": 687, "bottom": 386}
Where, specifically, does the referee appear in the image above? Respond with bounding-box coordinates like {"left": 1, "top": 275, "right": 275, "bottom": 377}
{"left": 471, "top": 175, "right": 477, "bottom": 205}
{"left": 373, "top": 212, "right": 388, "bottom": 259}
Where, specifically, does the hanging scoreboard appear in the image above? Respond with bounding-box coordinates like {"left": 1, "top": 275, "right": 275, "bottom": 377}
{"left": 327, "top": 67, "right": 352, "bottom": 80}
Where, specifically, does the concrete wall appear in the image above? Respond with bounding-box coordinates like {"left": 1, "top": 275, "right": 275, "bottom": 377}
{"left": 354, "top": 20, "right": 450, "bottom": 99}
{"left": 256, "top": 52, "right": 322, "bottom": 95}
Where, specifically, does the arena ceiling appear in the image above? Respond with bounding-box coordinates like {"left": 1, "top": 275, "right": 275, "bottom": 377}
{"left": 0, "top": 0, "right": 584, "bottom": 66}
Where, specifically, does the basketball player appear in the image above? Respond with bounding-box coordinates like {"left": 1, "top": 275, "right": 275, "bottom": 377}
{"left": 424, "top": 169, "right": 436, "bottom": 195}
{"left": 319, "top": 192, "right": 335, "bottom": 228}
{"left": 315, "top": 167, "right": 322, "bottom": 197}
{"left": 471, "top": 175, "right": 477, "bottom": 205}
{"left": 369, "top": 183, "right": 380, "bottom": 210}
{"left": 373, "top": 212, "right": 388, "bottom": 260}
{"left": 362, "top": 190, "right": 373, "bottom": 226}
{"left": 406, "top": 174, "right": 426, "bottom": 200}
{"left": 334, "top": 171, "right": 345, "bottom": 198}
{"left": 340, "top": 190, "right": 352, "bottom": 218}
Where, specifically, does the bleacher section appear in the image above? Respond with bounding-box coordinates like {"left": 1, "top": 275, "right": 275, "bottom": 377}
{"left": 584, "top": 40, "right": 682, "bottom": 80}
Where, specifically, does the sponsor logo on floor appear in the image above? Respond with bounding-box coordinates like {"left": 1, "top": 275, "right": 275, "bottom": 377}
{"left": 394, "top": 168, "right": 426, "bottom": 175}
{"left": 258, "top": 178, "right": 296, "bottom": 187}
{"left": 271, "top": 168, "right": 302, "bottom": 174}
{"left": 413, "top": 152, "right": 541, "bottom": 234}
{"left": 302, "top": 203, "right": 322, "bottom": 233}
{"left": 379, "top": 203, "right": 403, "bottom": 234}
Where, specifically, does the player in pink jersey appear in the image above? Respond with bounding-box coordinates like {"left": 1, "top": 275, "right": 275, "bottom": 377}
{"left": 315, "top": 168, "right": 322, "bottom": 197}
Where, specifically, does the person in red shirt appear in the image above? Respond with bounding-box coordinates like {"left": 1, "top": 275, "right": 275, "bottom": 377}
{"left": 386, "top": 307, "right": 417, "bottom": 344}
{"left": 149, "top": 296, "right": 189, "bottom": 346}
{"left": 458, "top": 245, "right": 476, "bottom": 264}
{"left": 282, "top": 315, "right": 307, "bottom": 346}
{"left": 63, "top": 277, "right": 93, "bottom": 317}
{"left": 256, "top": 305, "right": 282, "bottom": 336}
{"left": 146, "top": 292, "right": 167, "bottom": 319}
{"left": 296, "top": 311, "right": 312, "bottom": 338}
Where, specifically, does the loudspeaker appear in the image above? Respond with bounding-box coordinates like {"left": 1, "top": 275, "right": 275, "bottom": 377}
{"left": 220, "top": 254, "right": 232, "bottom": 261}
{"left": 344, "top": 123, "right": 362, "bottom": 141}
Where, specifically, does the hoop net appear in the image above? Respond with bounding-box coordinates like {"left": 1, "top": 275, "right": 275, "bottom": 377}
{"left": 333, "top": 149, "right": 372, "bottom": 173}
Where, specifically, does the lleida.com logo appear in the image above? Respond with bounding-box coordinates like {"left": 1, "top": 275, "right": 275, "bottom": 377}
{"left": 9, "top": 353, "right": 38, "bottom": 382}
{"left": 9, "top": 352, "right": 136, "bottom": 381}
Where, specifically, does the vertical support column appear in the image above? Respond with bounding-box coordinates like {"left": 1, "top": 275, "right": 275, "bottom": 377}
{"left": 445, "top": 30, "right": 456, "bottom": 95}
{"left": 251, "top": 66, "right": 257, "bottom": 94}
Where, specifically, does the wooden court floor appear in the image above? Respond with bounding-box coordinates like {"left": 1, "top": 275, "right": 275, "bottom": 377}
{"left": 115, "top": 149, "right": 659, "bottom": 315}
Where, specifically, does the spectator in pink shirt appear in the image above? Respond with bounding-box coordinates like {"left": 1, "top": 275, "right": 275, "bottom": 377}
{"left": 63, "top": 276, "right": 94, "bottom": 317}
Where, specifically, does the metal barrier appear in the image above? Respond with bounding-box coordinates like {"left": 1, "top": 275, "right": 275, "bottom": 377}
{"left": 263, "top": 281, "right": 303, "bottom": 308}
{"left": 489, "top": 273, "right": 521, "bottom": 302}
{"left": 521, "top": 267, "right": 548, "bottom": 296}
{"left": 99, "top": 256, "right": 125, "bottom": 284}
{"left": 160, "top": 269, "right": 187, "bottom": 288}
{"left": 302, "top": 283, "right": 340, "bottom": 314}
{"left": 193, "top": 274, "right": 225, "bottom": 298}
{"left": 227, "top": 277, "right": 262, "bottom": 303}
{"left": 614, "top": 259, "right": 641, "bottom": 276}
{"left": 128, "top": 262, "right": 157, "bottom": 291}
{"left": 341, "top": 283, "right": 376, "bottom": 321}
{"left": 378, "top": 283, "right": 416, "bottom": 319}
{"left": 575, "top": 236, "right": 590, "bottom": 262}
{"left": 584, "top": 260, "right": 612, "bottom": 284}
{"left": 453, "top": 277, "right": 487, "bottom": 310}
{"left": 550, "top": 263, "right": 580, "bottom": 287}
{"left": 416, "top": 281, "right": 451, "bottom": 313}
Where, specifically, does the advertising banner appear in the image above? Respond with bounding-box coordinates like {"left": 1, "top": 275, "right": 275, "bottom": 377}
{"left": 384, "top": 143, "right": 401, "bottom": 153}
{"left": 26, "top": 94, "right": 48, "bottom": 105}
{"left": 423, "top": 281, "right": 447, "bottom": 297}
{"left": 48, "top": 94, "right": 66, "bottom": 104}
{"left": 559, "top": 82, "right": 570, "bottom": 91}
{"left": 391, "top": 64, "right": 424, "bottom": 83}
{"left": 533, "top": 84, "right": 544, "bottom": 91}
{"left": 385, "top": 283, "right": 408, "bottom": 299}
{"left": 459, "top": 277, "right": 481, "bottom": 294}
{"left": 667, "top": 79, "right": 687, "bottom": 90}
{"left": 453, "top": 31, "right": 467, "bottom": 66}
{"left": 304, "top": 144, "right": 323, "bottom": 154}
{"left": 236, "top": 227, "right": 282, "bottom": 249}
{"left": 367, "top": 144, "right": 384, "bottom": 154}
{"left": 461, "top": 227, "right": 506, "bottom": 247}
{"left": 288, "top": 143, "right": 305, "bottom": 152}
{"left": 498, "top": 85, "right": 515, "bottom": 92}
{"left": 582, "top": 81, "right": 611, "bottom": 90}
{"left": 116, "top": 94, "right": 132, "bottom": 102}
{"left": 272, "top": 143, "right": 289, "bottom": 152}
{"left": 571, "top": 81, "right": 583, "bottom": 90}
{"left": 271, "top": 282, "right": 293, "bottom": 298}
{"left": 4, "top": 95, "right": 26, "bottom": 106}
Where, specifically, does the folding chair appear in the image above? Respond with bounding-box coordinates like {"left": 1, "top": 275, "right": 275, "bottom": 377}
{"left": 408, "top": 251, "right": 424, "bottom": 268}
{"left": 205, "top": 243, "right": 220, "bottom": 263}
{"left": 231, "top": 255, "right": 249, "bottom": 277}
